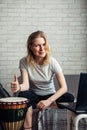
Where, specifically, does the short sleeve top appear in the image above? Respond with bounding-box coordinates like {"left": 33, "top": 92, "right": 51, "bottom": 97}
{"left": 19, "top": 56, "right": 62, "bottom": 95}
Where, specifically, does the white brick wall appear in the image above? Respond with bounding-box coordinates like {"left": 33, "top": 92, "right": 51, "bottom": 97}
{"left": 0, "top": 0, "right": 87, "bottom": 91}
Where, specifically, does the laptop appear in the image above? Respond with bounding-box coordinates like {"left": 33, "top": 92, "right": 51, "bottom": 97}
{"left": 57, "top": 73, "right": 87, "bottom": 114}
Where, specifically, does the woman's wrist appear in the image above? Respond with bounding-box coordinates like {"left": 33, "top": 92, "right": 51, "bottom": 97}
{"left": 19, "top": 85, "right": 21, "bottom": 92}
{"left": 48, "top": 98, "right": 54, "bottom": 104}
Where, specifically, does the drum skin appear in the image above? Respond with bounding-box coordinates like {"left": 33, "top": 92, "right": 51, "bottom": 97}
{"left": 0, "top": 97, "right": 29, "bottom": 130}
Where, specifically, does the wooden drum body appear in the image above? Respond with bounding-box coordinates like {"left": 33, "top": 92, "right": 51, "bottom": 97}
{"left": 0, "top": 97, "right": 29, "bottom": 130}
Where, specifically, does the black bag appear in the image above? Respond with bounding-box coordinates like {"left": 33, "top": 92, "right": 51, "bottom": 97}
{"left": 0, "top": 83, "right": 11, "bottom": 98}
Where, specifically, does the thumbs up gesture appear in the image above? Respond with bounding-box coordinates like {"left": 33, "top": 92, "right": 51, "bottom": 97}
{"left": 11, "top": 75, "right": 20, "bottom": 93}
{"left": 14, "top": 75, "right": 18, "bottom": 82}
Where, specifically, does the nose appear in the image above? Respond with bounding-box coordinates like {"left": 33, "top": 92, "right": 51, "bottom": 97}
{"left": 40, "top": 45, "right": 44, "bottom": 50}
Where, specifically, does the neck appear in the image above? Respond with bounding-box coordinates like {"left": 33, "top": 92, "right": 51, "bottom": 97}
{"left": 35, "top": 58, "right": 44, "bottom": 65}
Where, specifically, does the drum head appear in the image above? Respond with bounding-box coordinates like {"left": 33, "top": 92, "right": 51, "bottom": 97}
{"left": 0, "top": 97, "right": 29, "bottom": 127}
{"left": 0, "top": 97, "right": 29, "bottom": 104}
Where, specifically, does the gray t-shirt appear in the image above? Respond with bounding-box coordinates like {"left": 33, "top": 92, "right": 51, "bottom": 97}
{"left": 19, "top": 57, "right": 62, "bottom": 96}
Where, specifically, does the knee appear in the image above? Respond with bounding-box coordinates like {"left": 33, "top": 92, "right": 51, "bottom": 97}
{"left": 26, "top": 106, "right": 33, "bottom": 116}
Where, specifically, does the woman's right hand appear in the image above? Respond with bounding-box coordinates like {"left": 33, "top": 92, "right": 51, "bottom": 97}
{"left": 11, "top": 75, "right": 20, "bottom": 93}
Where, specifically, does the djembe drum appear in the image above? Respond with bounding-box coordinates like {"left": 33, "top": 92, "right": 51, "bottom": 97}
{"left": 0, "top": 97, "right": 29, "bottom": 130}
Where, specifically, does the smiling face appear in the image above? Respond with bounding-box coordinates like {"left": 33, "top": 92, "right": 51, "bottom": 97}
{"left": 31, "top": 37, "right": 47, "bottom": 63}
{"left": 27, "top": 31, "right": 50, "bottom": 66}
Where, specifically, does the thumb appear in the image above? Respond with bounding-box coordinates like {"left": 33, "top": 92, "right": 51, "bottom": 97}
{"left": 14, "top": 75, "right": 18, "bottom": 82}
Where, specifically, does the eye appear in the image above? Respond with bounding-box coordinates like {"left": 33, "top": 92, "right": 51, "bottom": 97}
{"left": 43, "top": 43, "right": 46, "bottom": 46}
{"left": 33, "top": 44, "right": 39, "bottom": 47}
{"left": 34, "top": 44, "right": 38, "bottom": 47}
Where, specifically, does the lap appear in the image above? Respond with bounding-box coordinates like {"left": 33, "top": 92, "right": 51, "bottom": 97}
{"left": 18, "top": 91, "right": 74, "bottom": 108}
{"left": 18, "top": 90, "right": 40, "bottom": 108}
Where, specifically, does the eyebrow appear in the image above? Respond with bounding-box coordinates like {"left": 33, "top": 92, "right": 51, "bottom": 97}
{"left": 33, "top": 43, "right": 46, "bottom": 46}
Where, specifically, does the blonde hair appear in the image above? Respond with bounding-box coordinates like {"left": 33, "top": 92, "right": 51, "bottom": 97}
{"left": 27, "top": 30, "right": 51, "bottom": 67}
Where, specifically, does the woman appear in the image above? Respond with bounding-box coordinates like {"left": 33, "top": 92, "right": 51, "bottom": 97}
{"left": 11, "top": 31, "right": 69, "bottom": 130}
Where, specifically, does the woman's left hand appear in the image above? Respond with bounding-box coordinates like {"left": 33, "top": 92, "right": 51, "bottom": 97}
{"left": 36, "top": 99, "right": 52, "bottom": 110}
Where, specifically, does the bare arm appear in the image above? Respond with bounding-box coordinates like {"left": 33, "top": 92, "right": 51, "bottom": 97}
{"left": 48, "top": 72, "right": 68, "bottom": 102}
{"left": 37, "top": 72, "right": 67, "bottom": 110}
{"left": 11, "top": 69, "right": 29, "bottom": 93}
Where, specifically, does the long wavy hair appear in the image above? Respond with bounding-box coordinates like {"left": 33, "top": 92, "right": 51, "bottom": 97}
{"left": 27, "top": 30, "right": 51, "bottom": 67}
